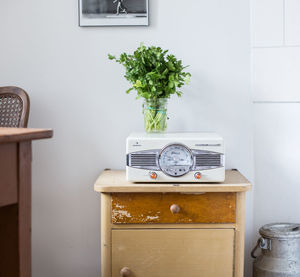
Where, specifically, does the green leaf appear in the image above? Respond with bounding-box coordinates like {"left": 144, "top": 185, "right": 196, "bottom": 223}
{"left": 126, "top": 88, "right": 134, "bottom": 94}
{"left": 185, "top": 74, "right": 191, "bottom": 84}
{"left": 162, "top": 68, "right": 169, "bottom": 75}
{"left": 167, "top": 61, "right": 175, "bottom": 71}
{"left": 169, "top": 74, "right": 175, "bottom": 81}
{"left": 108, "top": 54, "right": 116, "bottom": 60}
{"left": 135, "top": 80, "right": 142, "bottom": 87}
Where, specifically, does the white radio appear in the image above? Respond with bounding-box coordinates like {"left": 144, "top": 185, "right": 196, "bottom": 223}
{"left": 126, "top": 132, "right": 225, "bottom": 182}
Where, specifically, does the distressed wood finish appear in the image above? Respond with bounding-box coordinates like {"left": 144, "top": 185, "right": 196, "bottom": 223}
{"left": 112, "top": 229, "right": 234, "bottom": 277}
{"left": 0, "top": 128, "right": 52, "bottom": 277}
{"left": 112, "top": 192, "right": 236, "bottom": 224}
{"left": 94, "top": 169, "right": 251, "bottom": 193}
{"left": 95, "top": 170, "right": 251, "bottom": 277}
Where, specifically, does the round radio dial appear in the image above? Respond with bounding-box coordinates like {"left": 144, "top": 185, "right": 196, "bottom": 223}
{"left": 158, "top": 144, "right": 193, "bottom": 177}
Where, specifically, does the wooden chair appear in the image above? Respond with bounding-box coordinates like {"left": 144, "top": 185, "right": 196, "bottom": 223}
{"left": 0, "top": 86, "right": 30, "bottom": 128}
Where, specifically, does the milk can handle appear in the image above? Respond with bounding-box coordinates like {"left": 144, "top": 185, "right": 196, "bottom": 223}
{"left": 251, "top": 238, "right": 261, "bottom": 258}
{"left": 251, "top": 237, "right": 270, "bottom": 258}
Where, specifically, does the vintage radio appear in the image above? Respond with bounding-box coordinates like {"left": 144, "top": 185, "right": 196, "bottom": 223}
{"left": 126, "top": 132, "right": 225, "bottom": 182}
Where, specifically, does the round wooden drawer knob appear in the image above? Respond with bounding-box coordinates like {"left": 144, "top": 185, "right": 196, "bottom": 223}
{"left": 170, "top": 204, "right": 180, "bottom": 214}
{"left": 120, "top": 267, "right": 131, "bottom": 277}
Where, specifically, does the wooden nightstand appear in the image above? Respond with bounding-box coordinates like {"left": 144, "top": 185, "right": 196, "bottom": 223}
{"left": 94, "top": 169, "right": 251, "bottom": 277}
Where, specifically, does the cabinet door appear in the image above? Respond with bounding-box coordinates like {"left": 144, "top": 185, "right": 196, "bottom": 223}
{"left": 112, "top": 229, "right": 234, "bottom": 277}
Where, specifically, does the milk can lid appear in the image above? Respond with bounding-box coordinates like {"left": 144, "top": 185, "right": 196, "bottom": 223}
{"left": 260, "top": 223, "right": 300, "bottom": 239}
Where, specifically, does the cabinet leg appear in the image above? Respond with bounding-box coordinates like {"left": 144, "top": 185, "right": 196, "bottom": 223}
{"left": 235, "top": 192, "right": 246, "bottom": 277}
{"left": 101, "top": 193, "right": 112, "bottom": 277}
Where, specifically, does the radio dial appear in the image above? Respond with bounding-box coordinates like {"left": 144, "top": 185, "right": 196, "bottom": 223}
{"left": 158, "top": 144, "right": 193, "bottom": 177}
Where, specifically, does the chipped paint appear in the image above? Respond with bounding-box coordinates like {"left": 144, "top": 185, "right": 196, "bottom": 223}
{"left": 112, "top": 210, "right": 132, "bottom": 221}
{"left": 111, "top": 192, "right": 236, "bottom": 224}
{"left": 146, "top": 215, "right": 159, "bottom": 220}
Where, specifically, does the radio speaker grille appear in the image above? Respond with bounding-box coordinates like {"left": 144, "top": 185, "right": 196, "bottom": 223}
{"left": 130, "top": 153, "right": 157, "bottom": 167}
{"left": 195, "top": 154, "right": 221, "bottom": 167}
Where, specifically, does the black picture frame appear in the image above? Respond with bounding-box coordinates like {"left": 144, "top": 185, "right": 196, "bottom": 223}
{"left": 79, "top": 0, "right": 149, "bottom": 27}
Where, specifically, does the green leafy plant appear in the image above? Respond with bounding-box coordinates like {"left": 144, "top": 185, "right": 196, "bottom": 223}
{"left": 108, "top": 43, "right": 191, "bottom": 132}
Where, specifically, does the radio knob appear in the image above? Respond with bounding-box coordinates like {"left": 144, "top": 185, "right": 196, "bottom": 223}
{"left": 149, "top": 172, "right": 157, "bottom": 180}
{"left": 194, "top": 172, "right": 202, "bottom": 180}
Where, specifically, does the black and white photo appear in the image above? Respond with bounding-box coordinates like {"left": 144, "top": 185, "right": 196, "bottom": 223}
{"left": 79, "top": 0, "right": 149, "bottom": 26}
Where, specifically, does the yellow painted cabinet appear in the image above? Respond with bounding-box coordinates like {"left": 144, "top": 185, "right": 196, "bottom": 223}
{"left": 94, "top": 170, "right": 252, "bottom": 277}
{"left": 112, "top": 229, "right": 234, "bottom": 277}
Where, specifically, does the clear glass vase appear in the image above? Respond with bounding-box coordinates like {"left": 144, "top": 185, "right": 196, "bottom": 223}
{"left": 143, "top": 98, "right": 168, "bottom": 133}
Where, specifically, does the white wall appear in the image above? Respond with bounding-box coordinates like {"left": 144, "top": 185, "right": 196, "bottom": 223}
{"left": 251, "top": 0, "right": 300, "bottom": 244}
{"left": 0, "top": 0, "right": 254, "bottom": 276}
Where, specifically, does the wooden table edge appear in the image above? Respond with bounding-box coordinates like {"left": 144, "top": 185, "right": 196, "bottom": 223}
{"left": 0, "top": 128, "right": 53, "bottom": 143}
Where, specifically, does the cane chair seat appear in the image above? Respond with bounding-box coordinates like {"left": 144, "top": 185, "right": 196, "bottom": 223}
{"left": 0, "top": 87, "right": 30, "bottom": 128}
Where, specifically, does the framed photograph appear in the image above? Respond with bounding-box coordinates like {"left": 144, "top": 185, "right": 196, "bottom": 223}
{"left": 79, "top": 0, "right": 149, "bottom": 27}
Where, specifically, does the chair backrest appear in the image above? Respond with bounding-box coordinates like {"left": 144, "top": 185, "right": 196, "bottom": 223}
{"left": 0, "top": 86, "right": 30, "bottom": 128}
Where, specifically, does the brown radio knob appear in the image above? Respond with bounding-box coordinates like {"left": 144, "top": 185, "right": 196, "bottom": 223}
{"left": 170, "top": 204, "right": 180, "bottom": 214}
{"left": 120, "top": 267, "right": 131, "bottom": 277}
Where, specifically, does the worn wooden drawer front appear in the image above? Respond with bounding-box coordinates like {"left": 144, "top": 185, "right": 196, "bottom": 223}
{"left": 111, "top": 192, "right": 236, "bottom": 224}
{"left": 112, "top": 229, "right": 234, "bottom": 277}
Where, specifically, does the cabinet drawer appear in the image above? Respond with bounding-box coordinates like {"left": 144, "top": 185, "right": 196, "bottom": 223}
{"left": 112, "top": 229, "right": 234, "bottom": 277}
{"left": 111, "top": 192, "right": 236, "bottom": 224}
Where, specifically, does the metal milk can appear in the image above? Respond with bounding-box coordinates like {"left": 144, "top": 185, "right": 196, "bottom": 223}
{"left": 251, "top": 223, "right": 300, "bottom": 277}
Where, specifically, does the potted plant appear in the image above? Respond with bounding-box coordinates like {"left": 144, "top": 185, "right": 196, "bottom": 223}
{"left": 109, "top": 43, "right": 191, "bottom": 133}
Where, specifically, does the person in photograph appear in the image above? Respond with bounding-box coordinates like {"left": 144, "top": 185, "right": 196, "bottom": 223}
{"left": 113, "top": 0, "right": 128, "bottom": 15}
